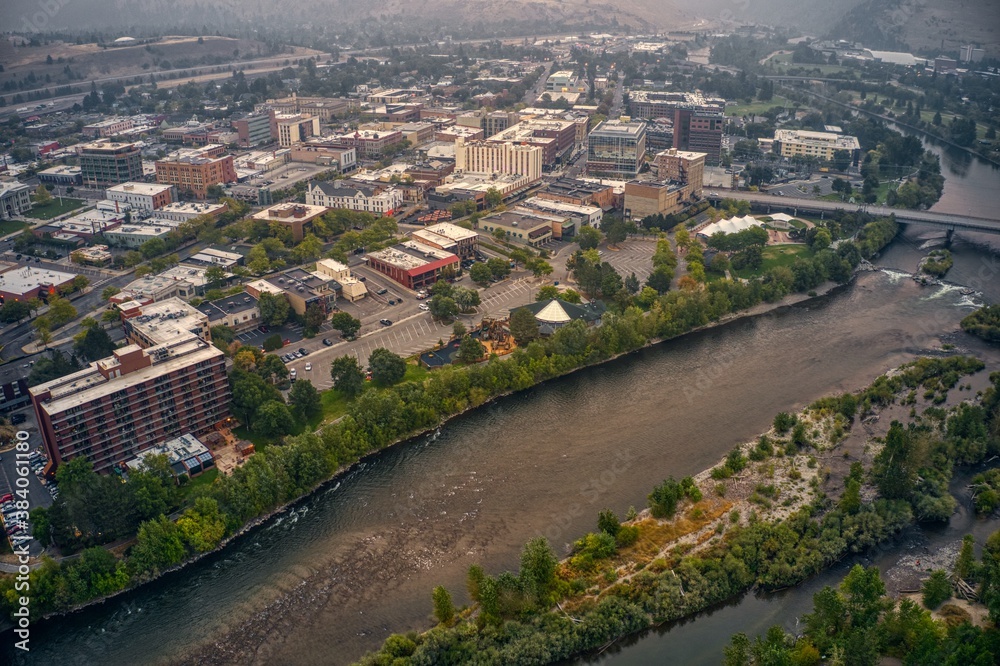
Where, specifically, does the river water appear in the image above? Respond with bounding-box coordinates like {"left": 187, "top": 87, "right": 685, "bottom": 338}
{"left": 5, "top": 137, "right": 1000, "bottom": 665}
{"left": 4, "top": 227, "right": 999, "bottom": 666}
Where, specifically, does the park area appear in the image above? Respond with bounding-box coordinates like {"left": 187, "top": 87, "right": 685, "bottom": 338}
{"left": 731, "top": 244, "right": 815, "bottom": 280}
{"left": 24, "top": 196, "right": 85, "bottom": 220}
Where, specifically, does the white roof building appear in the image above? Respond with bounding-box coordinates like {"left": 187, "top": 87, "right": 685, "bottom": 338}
{"left": 698, "top": 215, "right": 761, "bottom": 237}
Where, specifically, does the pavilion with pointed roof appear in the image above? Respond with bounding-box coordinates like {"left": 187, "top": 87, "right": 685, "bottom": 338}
{"left": 516, "top": 298, "right": 606, "bottom": 335}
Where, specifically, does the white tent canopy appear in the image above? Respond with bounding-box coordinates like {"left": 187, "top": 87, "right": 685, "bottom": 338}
{"left": 698, "top": 215, "right": 760, "bottom": 237}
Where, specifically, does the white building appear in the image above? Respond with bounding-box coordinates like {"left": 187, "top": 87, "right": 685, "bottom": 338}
{"left": 305, "top": 182, "right": 404, "bottom": 215}
{"left": 454, "top": 138, "right": 543, "bottom": 183}
{"left": 105, "top": 182, "right": 176, "bottom": 211}
{"left": 0, "top": 182, "right": 32, "bottom": 220}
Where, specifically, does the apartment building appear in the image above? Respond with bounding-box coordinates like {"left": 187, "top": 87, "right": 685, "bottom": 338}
{"left": 272, "top": 112, "right": 321, "bottom": 148}
{"left": 655, "top": 149, "right": 706, "bottom": 198}
{"left": 251, "top": 202, "right": 328, "bottom": 242}
{"left": 772, "top": 129, "right": 862, "bottom": 164}
{"left": 29, "top": 336, "right": 229, "bottom": 474}
{"left": 155, "top": 146, "right": 237, "bottom": 199}
{"left": 410, "top": 222, "right": 480, "bottom": 260}
{"left": 454, "top": 137, "right": 543, "bottom": 182}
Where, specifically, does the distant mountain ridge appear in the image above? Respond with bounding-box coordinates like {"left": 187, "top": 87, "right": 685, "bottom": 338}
{"left": 826, "top": 0, "right": 1000, "bottom": 57}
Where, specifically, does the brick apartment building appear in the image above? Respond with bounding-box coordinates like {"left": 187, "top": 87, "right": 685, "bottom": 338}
{"left": 29, "top": 336, "right": 230, "bottom": 474}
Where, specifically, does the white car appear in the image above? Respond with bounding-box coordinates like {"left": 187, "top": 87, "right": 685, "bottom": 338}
{"left": 418, "top": 303, "right": 430, "bottom": 311}
{"left": 304, "top": 362, "right": 312, "bottom": 371}
{"left": 290, "top": 368, "right": 297, "bottom": 380}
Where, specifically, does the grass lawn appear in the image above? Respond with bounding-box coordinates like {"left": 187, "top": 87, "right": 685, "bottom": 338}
{"left": 732, "top": 244, "right": 815, "bottom": 279}
{"left": 0, "top": 220, "right": 29, "bottom": 235}
{"left": 725, "top": 95, "right": 791, "bottom": 118}
{"left": 820, "top": 180, "right": 893, "bottom": 205}
{"left": 763, "top": 54, "right": 853, "bottom": 76}
{"left": 918, "top": 110, "right": 990, "bottom": 140}
{"left": 178, "top": 468, "right": 219, "bottom": 502}
{"left": 24, "top": 197, "right": 85, "bottom": 220}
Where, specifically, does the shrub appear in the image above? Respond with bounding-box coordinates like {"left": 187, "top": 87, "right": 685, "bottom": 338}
{"left": 921, "top": 570, "right": 952, "bottom": 610}
{"left": 649, "top": 477, "right": 684, "bottom": 519}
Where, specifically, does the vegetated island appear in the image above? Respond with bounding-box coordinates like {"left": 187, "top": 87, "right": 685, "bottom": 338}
{"left": 0, "top": 216, "right": 900, "bottom": 625}
{"left": 359, "top": 356, "right": 999, "bottom": 665}
{"left": 962, "top": 305, "right": 1000, "bottom": 344}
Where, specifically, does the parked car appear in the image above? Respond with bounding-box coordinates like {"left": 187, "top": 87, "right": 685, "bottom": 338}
{"left": 298, "top": 347, "right": 308, "bottom": 356}
{"left": 376, "top": 288, "right": 388, "bottom": 295}
{"left": 304, "top": 363, "right": 312, "bottom": 372}
{"left": 10, "top": 413, "right": 26, "bottom": 424}
{"left": 0, "top": 494, "right": 12, "bottom": 503}
{"left": 418, "top": 303, "right": 430, "bottom": 311}
{"left": 322, "top": 338, "right": 333, "bottom": 346}
{"left": 290, "top": 369, "right": 297, "bottom": 380}
{"left": 380, "top": 319, "right": 393, "bottom": 326}
{"left": 387, "top": 299, "right": 396, "bottom": 305}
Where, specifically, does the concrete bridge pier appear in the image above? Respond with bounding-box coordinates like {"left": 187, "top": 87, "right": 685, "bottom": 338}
{"left": 945, "top": 227, "right": 954, "bottom": 247}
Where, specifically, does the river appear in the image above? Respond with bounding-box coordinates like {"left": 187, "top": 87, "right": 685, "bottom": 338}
{"left": 4, "top": 228, "right": 999, "bottom": 665}
{"left": 5, "top": 138, "right": 1000, "bottom": 665}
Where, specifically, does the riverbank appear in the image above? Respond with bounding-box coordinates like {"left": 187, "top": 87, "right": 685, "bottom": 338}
{"left": 4, "top": 276, "right": 850, "bottom": 635}
{"left": 357, "top": 355, "right": 997, "bottom": 664}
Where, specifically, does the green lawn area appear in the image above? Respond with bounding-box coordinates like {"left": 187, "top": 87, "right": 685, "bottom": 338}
{"left": 234, "top": 361, "right": 431, "bottom": 445}
{"left": 732, "top": 244, "right": 815, "bottom": 279}
{"left": 0, "top": 219, "right": 29, "bottom": 235}
{"left": 763, "top": 54, "right": 853, "bottom": 76}
{"left": 918, "top": 110, "right": 990, "bottom": 139}
{"left": 24, "top": 197, "right": 85, "bottom": 220}
{"left": 178, "top": 468, "right": 219, "bottom": 502}
{"left": 820, "top": 180, "right": 894, "bottom": 205}
{"left": 725, "top": 95, "right": 791, "bottom": 118}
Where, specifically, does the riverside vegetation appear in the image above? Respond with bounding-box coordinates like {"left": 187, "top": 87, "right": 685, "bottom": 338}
{"left": 360, "top": 357, "right": 999, "bottom": 665}
{"left": 0, "top": 215, "right": 901, "bottom": 621}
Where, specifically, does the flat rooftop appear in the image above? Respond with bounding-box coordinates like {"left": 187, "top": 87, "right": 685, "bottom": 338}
{"left": 106, "top": 182, "right": 174, "bottom": 197}
{"left": 368, "top": 240, "right": 456, "bottom": 270}
{"left": 590, "top": 120, "right": 646, "bottom": 138}
{"left": 0, "top": 265, "right": 76, "bottom": 294}
{"left": 127, "top": 298, "right": 207, "bottom": 345}
{"left": 421, "top": 222, "right": 479, "bottom": 242}
{"left": 31, "top": 335, "right": 222, "bottom": 413}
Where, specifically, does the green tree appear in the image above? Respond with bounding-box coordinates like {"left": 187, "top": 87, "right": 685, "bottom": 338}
{"left": 303, "top": 303, "right": 326, "bottom": 337}
{"left": 603, "top": 218, "right": 628, "bottom": 247}
{"left": 330, "top": 312, "right": 361, "bottom": 339}
{"left": 469, "top": 262, "right": 492, "bottom": 286}
{"left": 46, "top": 295, "right": 77, "bottom": 327}
{"left": 432, "top": 585, "right": 456, "bottom": 625}
{"left": 452, "top": 321, "right": 467, "bottom": 339}
{"left": 528, "top": 258, "right": 553, "bottom": 278}
{"left": 73, "top": 325, "right": 115, "bottom": 361}
{"left": 262, "top": 334, "right": 283, "bottom": 352}
{"left": 100, "top": 286, "right": 121, "bottom": 301}
{"left": 289, "top": 379, "right": 321, "bottom": 419}
{"left": 646, "top": 264, "right": 674, "bottom": 293}
{"left": 576, "top": 225, "right": 602, "bottom": 250}
{"left": 486, "top": 257, "right": 511, "bottom": 281}
{"left": 921, "top": 570, "right": 952, "bottom": 610}
{"left": 258, "top": 292, "right": 290, "bottom": 327}
{"left": 452, "top": 287, "right": 481, "bottom": 312}
{"left": 456, "top": 335, "right": 485, "bottom": 364}
{"left": 955, "top": 534, "right": 977, "bottom": 582}
{"left": 330, "top": 355, "right": 365, "bottom": 397}
{"left": 597, "top": 508, "right": 620, "bottom": 537}
{"left": 0, "top": 300, "right": 30, "bottom": 323}
{"left": 518, "top": 537, "right": 558, "bottom": 605}
{"left": 484, "top": 187, "right": 503, "bottom": 209}
{"left": 254, "top": 400, "right": 295, "bottom": 438}
{"left": 204, "top": 265, "right": 227, "bottom": 288}
{"left": 368, "top": 348, "right": 406, "bottom": 386}
{"left": 649, "top": 477, "right": 684, "bottom": 519}
{"left": 872, "top": 421, "right": 919, "bottom": 500}
{"left": 509, "top": 307, "right": 539, "bottom": 345}
{"left": 35, "top": 183, "right": 53, "bottom": 205}
{"left": 429, "top": 295, "right": 459, "bottom": 321}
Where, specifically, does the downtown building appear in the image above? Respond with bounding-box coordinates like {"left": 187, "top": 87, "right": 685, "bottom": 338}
{"left": 29, "top": 334, "right": 229, "bottom": 475}
{"left": 155, "top": 145, "right": 238, "bottom": 199}
{"left": 586, "top": 120, "right": 647, "bottom": 178}
{"left": 78, "top": 141, "right": 144, "bottom": 187}
{"left": 454, "top": 137, "right": 543, "bottom": 183}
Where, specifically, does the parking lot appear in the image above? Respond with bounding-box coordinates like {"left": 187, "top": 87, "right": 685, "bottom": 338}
{"left": 600, "top": 239, "right": 657, "bottom": 285}
{"left": 0, "top": 410, "right": 53, "bottom": 557}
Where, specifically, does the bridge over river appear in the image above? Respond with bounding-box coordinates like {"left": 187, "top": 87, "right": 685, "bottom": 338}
{"left": 704, "top": 188, "right": 1000, "bottom": 235}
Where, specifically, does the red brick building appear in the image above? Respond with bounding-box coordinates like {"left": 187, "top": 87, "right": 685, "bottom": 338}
{"left": 365, "top": 241, "right": 460, "bottom": 290}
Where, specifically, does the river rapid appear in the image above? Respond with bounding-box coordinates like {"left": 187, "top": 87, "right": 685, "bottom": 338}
{"left": 3, "top": 222, "right": 999, "bottom": 666}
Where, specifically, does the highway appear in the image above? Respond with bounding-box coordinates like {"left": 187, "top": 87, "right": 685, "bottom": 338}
{"left": 704, "top": 188, "right": 1000, "bottom": 233}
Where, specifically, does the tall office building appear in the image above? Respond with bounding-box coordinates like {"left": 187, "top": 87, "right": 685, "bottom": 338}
{"left": 586, "top": 120, "right": 647, "bottom": 178}
{"left": 78, "top": 141, "right": 144, "bottom": 187}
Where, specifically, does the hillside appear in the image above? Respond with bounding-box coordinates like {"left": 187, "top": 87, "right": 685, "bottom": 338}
{"left": 827, "top": 0, "right": 1000, "bottom": 57}
{"left": 0, "top": 0, "right": 698, "bottom": 36}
